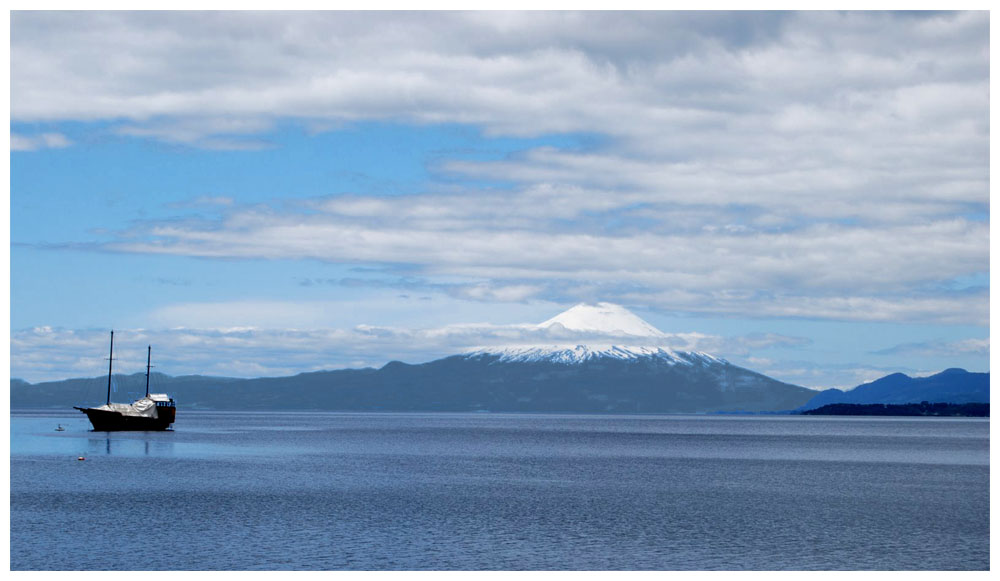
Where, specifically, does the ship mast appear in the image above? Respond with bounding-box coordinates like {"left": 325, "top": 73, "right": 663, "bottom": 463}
{"left": 106, "top": 330, "right": 114, "bottom": 406}
{"left": 145, "top": 345, "right": 152, "bottom": 397}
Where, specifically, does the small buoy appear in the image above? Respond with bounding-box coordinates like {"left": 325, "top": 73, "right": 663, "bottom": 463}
{"left": 77, "top": 456, "right": 85, "bottom": 461}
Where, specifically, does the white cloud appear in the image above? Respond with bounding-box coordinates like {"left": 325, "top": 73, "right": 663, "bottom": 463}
{"left": 732, "top": 361, "right": 957, "bottom": 391}
{"left": 9, "top": 12, "right": 989, "bottom": 332}
{"left": 11, "top": 132, "right": 71, "bottom": 151}
{"left": 448, "top": 283, "right": 544, "bottom": 303}
{"left": 874, "top": 337, "right": 990, "bottom": 357}
{"left": 10, "top": 13, "right": 988, "bottom": 155}
{"left": 167, "top": 196, "right": 235, "bottom": 209}
{"left": 99, "top": 191, "right": 987, "bottom": 325}
{"left": 115, "top": 116, "right": 275, "bottom": 150}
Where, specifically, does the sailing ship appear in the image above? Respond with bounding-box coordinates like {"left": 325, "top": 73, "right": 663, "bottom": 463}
{"left": 74, "top": 331, "right": 176, "bottom": 431}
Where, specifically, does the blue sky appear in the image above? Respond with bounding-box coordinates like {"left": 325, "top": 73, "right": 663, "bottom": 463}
{"left": 9, "top": 11, "right": 989, "bottom": 387}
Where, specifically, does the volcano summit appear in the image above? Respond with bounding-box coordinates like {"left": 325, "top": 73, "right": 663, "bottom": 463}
{"left": 467, "top": 302, "right": 722, "bottom": 365}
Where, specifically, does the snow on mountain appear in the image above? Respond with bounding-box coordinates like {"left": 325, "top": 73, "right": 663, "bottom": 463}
{"left": 470, "top": 344, "right": 723, "bottom": 365}
{"left": 467, "top": 302, "right": 724, "bottom": 365}
{"left": 538, "top": 302, "right": 667, "bottom": 337}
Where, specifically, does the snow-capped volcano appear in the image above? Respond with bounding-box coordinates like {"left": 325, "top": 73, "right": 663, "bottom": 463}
{"left": 15, "top": 301, "right": 816, "bottom": 414}
{"left": 468, "top": 302, "right": 721, "bottom": 364}
{"left": 453, "top": 302, "right": 813, "bottom": 412}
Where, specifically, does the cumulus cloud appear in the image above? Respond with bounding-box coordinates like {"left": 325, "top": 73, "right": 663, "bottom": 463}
{"left": 11, "top": 12, "right": 986, "bottom": 222}
{"left": 11, "top": 13, "right": 988, "bottom": 169}
{"left": 9, "top": 12, "right": 989, "bottom": 334}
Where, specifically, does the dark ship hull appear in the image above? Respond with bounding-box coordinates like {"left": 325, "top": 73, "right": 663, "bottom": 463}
{"left": 74, "top": 405, "right": 175, "bottom": 431}
{"left": 74, "top": 331, "right": 176, "bottom": 432}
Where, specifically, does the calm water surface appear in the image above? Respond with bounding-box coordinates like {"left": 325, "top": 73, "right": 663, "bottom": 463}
{"left": 10, "top": 411, "right": 989, "bottom": 570}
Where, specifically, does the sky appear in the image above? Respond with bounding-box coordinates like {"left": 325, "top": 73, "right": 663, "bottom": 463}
{"left": 8, "top": 10, "right": 990, "bottom": 389}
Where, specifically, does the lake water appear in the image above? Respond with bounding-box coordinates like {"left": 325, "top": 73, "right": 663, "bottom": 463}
{"left": 9, "top": 410, "right": 989, "bottom": 570}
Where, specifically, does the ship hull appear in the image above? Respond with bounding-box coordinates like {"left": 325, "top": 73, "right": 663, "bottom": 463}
{"left": 74, "top": 406, "right": 175, "bottom": 431}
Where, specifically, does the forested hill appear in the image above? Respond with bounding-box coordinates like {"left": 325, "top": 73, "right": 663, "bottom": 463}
{"left": 802, "top": 402, "right": 988, "bottom": 417}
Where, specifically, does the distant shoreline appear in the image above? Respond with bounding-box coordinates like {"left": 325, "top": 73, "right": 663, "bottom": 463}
{"left": 801, "top": 402, "right": 989, "bottom": 417}
{"left": 11, "top": 406, "right": 991, "bottom": 418}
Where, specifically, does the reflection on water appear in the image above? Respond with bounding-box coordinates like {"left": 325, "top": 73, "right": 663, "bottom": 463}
{"left": 84, "top": 437, "right": 174, "bottom": 457}
{"left": 11, "top": 412, "right": 181, "bottom": 458}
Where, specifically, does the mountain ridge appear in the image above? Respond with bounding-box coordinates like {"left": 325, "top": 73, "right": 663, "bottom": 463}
{"left": 11, "top": 303, "right": 986, "bottom": 414}
{"left": 798, "top": 368, "right": 989, "bottom": 410}
{"left": 11, "top": 361, "right": 988, "bottom": 414}
{"left": 11, "top": 351, "right": 816, "bottom": 413}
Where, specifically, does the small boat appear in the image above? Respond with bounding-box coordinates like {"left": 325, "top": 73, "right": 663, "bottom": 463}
{"left": 55, "top": 424, "right": 65, "bottom": 431}
{"left": 74, "top": 331, "right": 176, "bottom": 431}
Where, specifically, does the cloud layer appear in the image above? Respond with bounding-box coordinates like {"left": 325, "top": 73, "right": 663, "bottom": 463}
{"left": 14, "top": 322, "right": 976, "bottom": 391}
{"left": 9, "top": 12, "right": 989, "bottom": 385}
{"left": 103, "top": 189, "right": 987, "bottom": 324}
{"left": 8, "top": 323, "right": 814, "bottom": 386}
{"left": 12, "top": 12, "right": 987, "bottom": 325}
